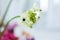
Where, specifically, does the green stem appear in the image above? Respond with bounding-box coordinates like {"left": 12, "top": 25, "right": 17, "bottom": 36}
{"left": 0, "top": 16, "right": 20, "bottom": 37}
{"left": 0, "top": 0, "right": 12, "bottom": 27}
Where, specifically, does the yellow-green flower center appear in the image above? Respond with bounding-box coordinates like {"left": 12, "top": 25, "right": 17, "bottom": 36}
{"left": 28, "top": 10, "right": 36, "bottom": 23}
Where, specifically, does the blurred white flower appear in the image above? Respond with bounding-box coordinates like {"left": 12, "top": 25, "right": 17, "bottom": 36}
{"left": 20, "top": 3, "right": 42, "bottom": 28}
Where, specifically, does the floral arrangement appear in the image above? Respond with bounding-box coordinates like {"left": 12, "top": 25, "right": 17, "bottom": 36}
{"left": 0, "top": 0, "right": 42, "bottom": 40}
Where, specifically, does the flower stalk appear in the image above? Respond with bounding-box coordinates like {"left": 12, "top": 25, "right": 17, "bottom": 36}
{"left": 0, "top": 0, "right": 12, "bottom": 27}
{"left": 0, "top": 16, "right": 20, "bottom": 37}
{"left": 0, "top": 0, "right": 13, "bottom": 37}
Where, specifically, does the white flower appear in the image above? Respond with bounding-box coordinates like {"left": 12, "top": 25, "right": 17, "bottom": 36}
{"left": 20, "top": 4, "right": 42, "bottom": 28}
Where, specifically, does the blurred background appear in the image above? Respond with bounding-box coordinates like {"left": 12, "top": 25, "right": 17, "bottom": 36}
{"left": 0, "top": 0, "right": 60, "bottom": 40}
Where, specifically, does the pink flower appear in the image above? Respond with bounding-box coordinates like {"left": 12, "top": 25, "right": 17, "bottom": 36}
{"left": 0, "top": 22, "right": 18, "bottom": 40}
{"left": 1, "top": 30, "right": 18, "bottom": 40}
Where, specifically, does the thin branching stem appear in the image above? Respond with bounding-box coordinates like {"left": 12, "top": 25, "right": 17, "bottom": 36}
{"left": 0, "top": 0, "right": 12, "bottom": 27}
{"left": 0, "top": 16, "right": 20, "bottom": 37}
